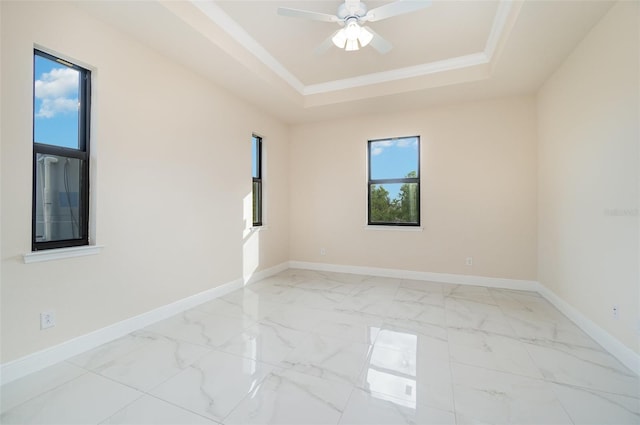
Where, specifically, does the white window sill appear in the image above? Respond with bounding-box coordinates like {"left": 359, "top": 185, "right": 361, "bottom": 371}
{"left": 23, "top": 245, "right": 104, "bottom": 264}
{"left": 365, "top": 225, "right": 424, "bottom": 232}
{"left": 250, "top": 225, "right": 269, "bottom": 232}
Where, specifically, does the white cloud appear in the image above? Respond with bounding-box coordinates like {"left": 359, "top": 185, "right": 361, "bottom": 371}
{"left": 396, "top": 138, "right": 417, "bottom": 148}
{"left": 371, "top": 138, "right": 416, "bottom": 155}
{"left": 34, "top": 67, "right": 79, "bottom": 118}
{"left": 36, "top": 98, "right": 78, "bottom": 118}
{"left": 35, "top": 68, "right": 78, "bottom": 98}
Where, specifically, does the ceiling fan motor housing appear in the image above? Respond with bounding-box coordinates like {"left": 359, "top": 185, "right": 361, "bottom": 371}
{"left": 338, "top": 1, "right": 368, "bottom": 20}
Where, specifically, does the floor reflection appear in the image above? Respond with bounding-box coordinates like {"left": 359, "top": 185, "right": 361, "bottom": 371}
{"left": 364, "top": 327, "right": 417, "bottom": 409}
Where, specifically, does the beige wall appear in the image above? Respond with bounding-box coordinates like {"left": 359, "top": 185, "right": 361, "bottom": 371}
{"left": 537, "top": 1, "right": 639, "bottom": 354}
{"left": 0, "top": 1, "right": 290, "bottom": 363}
{"left": 289, "top": 97, "right": 538, "bottom": 281}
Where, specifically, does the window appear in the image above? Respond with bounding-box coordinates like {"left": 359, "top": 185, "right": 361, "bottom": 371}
{"left": 32, "top": 50, "right": 91, "bottom": 250}
{"left": 252, "top": 135, "right": 262, "bottom": 226}
{"left": 368, "top": 136, "right": 420, "bottom": 226}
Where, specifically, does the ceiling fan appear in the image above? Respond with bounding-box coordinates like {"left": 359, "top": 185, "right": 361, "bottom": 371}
{"left": 277, "top": 0, "right": 431, "bottom": 54}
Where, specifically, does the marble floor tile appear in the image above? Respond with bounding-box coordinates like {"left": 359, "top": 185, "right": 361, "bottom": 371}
{"left": 0, "top": 362, "right": 86, "bottom": 414}
{"left": 350, "top": 280, "right": 399, "bottom": 299}
{"left": 291, "top": 276, "right": 360, "bottom": 295}
{"left": 69, "top": 330, "right": 158, "bottom": 371}
{"left": 523, "top": 338, "right": 640, "bottom": 397}
{"left": 448, "top": 327, "right": 543, "bottom": 379}
{"left": 311, "top": 310, "right": 383, "bottom": 345}
{"left": 145, "top": 309, "right": 255, "bottom": 348}
{"left": 488, "top": 288, "right": 549, "bottom": 311}
{"left": 359, "top": 341, "right": 454, "bottom": 412}
{"left": 195, "top": 295, "right": 279, "bottom": 322}
{"left": 445, "top": 296, "right": 515, "bottom": 336}
{"left": 376, "top": 319, "right": 449, "bottom": 359}
{"left": 399, "top": 279, "right": 445, "bottom": 293}
{"left": 101, "top": 395, "right": 218, "bottom": 424}
{"left": 0, "top": 372, "right": 142, "bottom": 425}
{"left": 334, "top": 295, "right": 393, "bottom": 318}
{"left": 288, "top": 288, "right": 347, "bottom": 311}
{"left": 150, "top": 350, "right": 275, "bottom": 422}
{"left": 551, "top": 382, "right": 640, "bottom": 425}
{"left": 358, "top": 275, "right": 402, "bottom": 289}
{"left": 443, "top": 284, "right": 497, "bottom": 305}
{"left": 218, "top": 321, "right": 309, "bottom": 367}
{"left": 394, "top": 287, "right": 444, "bottom": 307}
{"left": 451, "top": 363, "right": 573, "bottom": 424}
{"left": 225, "top": 368, "right": 353, "bottom": 425}
{"left": 338, "top": 387, "right": 455, "bottom": 425}
{"left": 94, "top": 335, "right": 211, "bottom": 391}
{"left": 386, "top": 300, "right": 447, "bottom": 327}
{"left": 261, "top": 304, "right": 323, "bottom": 332}
{"left": 282, "top": 334, "right": 372, "bottom": 385}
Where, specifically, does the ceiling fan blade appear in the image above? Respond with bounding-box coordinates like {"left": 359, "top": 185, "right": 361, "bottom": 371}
{"left": 364, "top": 27, "right": 393, "bottom": 54}
{"left": 364, "top": 0, "right": 431, "bottom": 22}
{"left": 277, "top": 7, "right": 339, "bottom": 23}
{"left": 315, "top": 31, "right": 340, "bottom": 55}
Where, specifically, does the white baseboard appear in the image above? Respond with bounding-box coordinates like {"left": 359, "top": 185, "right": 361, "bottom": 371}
{"left": 0, "top": 262, "right": 288, "bottom": 386}
{"left": 244, "top": 261, "right": 289, "bottom": 285}
{"left": 289, "top": 260, "right": 640, "bottom": 376}
{"left": 288, "top": 260, "right": 540, "bottom": 291}
{"left": 537, "top": 284, "right": 640, "bottom": 376}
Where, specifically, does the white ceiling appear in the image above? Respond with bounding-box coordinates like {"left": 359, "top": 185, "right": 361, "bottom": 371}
{"left": 75, "top": 0, "right": 614, "bottom": 124}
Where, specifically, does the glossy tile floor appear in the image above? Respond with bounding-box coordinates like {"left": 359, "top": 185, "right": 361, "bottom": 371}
{"left": 1, "top": 269, "right": 639, "bottom": 424}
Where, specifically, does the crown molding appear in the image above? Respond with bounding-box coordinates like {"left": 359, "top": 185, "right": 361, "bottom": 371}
{"left": 190, "top": 0, "right": 305, "bottom": 93}
{"left": 189, "top": 0, "right": 518, "bottom": 97}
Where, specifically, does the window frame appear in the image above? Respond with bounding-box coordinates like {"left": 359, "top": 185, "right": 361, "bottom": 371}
{"left": 252, "top": 134, "right": 263, "bottom": 227}
{"left": 32, "top": 49, "right": 91, "bottom": 251}
{"left": 367, "top": 136, "right": 421, "bottom": 227}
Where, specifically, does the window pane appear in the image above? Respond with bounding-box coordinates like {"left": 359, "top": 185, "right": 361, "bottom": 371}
{"left": 252, "top": 136, "right": 260, "bottom": 178}
{"left": 252, "top": 180, "right": 262, "bottom": 225}
{"left": 370, "top": 137, "right": 419, "bottom": 180}
{"left": 370, "top": 183, "right": 418, "bottom": 224}
{"left": 34, "top": 154, "right": 85, "bottom": 242}
{"left": 34, "top": 54, "right": 80, "bottom": 149}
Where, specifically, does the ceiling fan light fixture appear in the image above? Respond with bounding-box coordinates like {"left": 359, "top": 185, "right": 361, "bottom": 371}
{"left": 331, "top": 29, "right": 348, "bottom": 48}
{"left": 358, "top": 26, "right": 373, "bottom": 47}
{"left": 332, "top": 18, "right": 369, "bottom": 51}
{"left": 344, "top": 20, "right": 361, "bottom": 41}
{"left": 345, "top": 38, "right": 359, "bottom": 51}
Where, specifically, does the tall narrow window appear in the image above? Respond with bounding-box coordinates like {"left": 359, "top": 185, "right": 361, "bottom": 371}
{"left": 368, "top": 136, "right": 420, "bottom": 226}
{"left": 32, "top": 50, "right": 91, "bottom": 250}
{"left": 252, "top": 135, "right": 262, "bottom": 226}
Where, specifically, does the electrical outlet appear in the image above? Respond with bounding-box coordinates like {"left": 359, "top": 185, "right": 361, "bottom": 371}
{"left": 465, "top": 257, "right": 473, "bottom": 266}
{"left": 612, "top": 305, "right": 619, "bottom": 320}
{"left": 40, "top": 311, "right": 56, "bottom": 330}
{"left": 320, "top": 248, "right": 326, "bottom": 256}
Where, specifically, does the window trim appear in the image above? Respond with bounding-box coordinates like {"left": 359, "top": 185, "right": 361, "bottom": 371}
{"left": 252, "top": 134, "right": 263, "bottom": 227}
{"left": 32, "top": 49, "right": 91, "bottom": 251}
{"left": 367, "top": 136, "right": 421, "bottom": 227}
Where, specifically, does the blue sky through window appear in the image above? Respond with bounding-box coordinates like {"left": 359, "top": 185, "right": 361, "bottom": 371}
{"left": 370, "top": 137, "right": 419, "bottom": 180}
{"left": 370, "top": 137, "right": 419, "bottom": 198}
{"left": 252, "top": 135, "right": 260, "bottom": 178}
{"left": 34, "top": 54, "right": 80, "bottom": 149}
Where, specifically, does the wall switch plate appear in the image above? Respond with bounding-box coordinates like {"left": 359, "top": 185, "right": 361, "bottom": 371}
{"left": 465, "top": 257, "right": 473, "bottom": 266}
{"left": 612, "top": 305, "right": 619, "bottom": 320}
{"left": 320, "top": 248, "right": 326, "bottom": 256}
{"left": 40, "top": 311, "right": 56, "bottom": 329}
